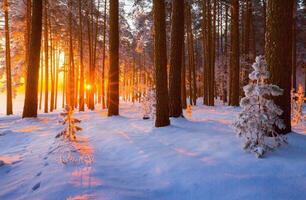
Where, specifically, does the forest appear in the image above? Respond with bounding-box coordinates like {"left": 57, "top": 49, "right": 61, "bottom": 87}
{"left": 0, "top": 0, "right": 306, "bottom": 199}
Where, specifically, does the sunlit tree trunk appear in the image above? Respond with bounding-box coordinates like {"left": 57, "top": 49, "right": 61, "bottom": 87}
{"left": 39, "top": 53, "right": 43, "bottom": 110}
{"left": 23, "top": 0, "right": 43, "bottom": 118}
{"left": 153, "top": 0, "right": 170, "bottom": 127}
{"left": 4, "top": 0, "right": 13, "bottom": 115}
{"left": 55, "top": 46, "right": 59, "bottom": 110}
{"left": 87, "top": 2, "right": 94, "bottom": 110}
{"left": 101, "top": 0, "right": 107, "bottom": 109}
{"left": 181, "top": 39, "right": 187, "bottom": 109}
{"left": 108, "top": 0, "right": 119, "bottom": 116}
{"left": 44, "top": 0, "right": 49, "bottom": 113}
{"left": 25, "top": 0, "right": 31, "bottom": 77}
{"left": 68, "top": 0, "right": 75, "bottom": 109}
{"left": 78, "top": 0, "right": 85, "bottom": 111}
{"left": 50, "top": 21, "right": 55, "bottom": 112}
{"left": 266, "top": 0, "right": 293, "bottom": 134}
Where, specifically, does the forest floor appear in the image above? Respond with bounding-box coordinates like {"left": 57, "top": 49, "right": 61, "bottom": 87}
{"left": 0, "top": 101, "right": 306, "bottom": 200}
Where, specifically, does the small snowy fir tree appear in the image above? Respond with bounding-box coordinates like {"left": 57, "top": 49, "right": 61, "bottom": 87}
{"left": 56, "top": 105, "right": 82, "bottom": 141}
{"left": 141, "top": 88, "right": 156, "bottom": 120}
{"left": 292, "top": 84, "right": 304, "bottom": 125}
{"left": 233, "top": 56, "right": 287, "bottom": 158}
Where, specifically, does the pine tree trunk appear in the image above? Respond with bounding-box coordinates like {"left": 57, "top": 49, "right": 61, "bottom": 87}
{"left": 292, "top": 1, "right": 297, "bottom": 90}
{"left": 25, "top": 0, "right": 31, "bottom": 75}
{"left": 223, "top": 4, "right": 229, "bottom": 103}
{"left": 44, "top": 0, "right": 49, "bottom": 113}
{"left": 68, "top": 0, "right": 75, "bottom": 109}
{"left": 186, "top": 2, "right": 195, "bottom": 106}
{"left": 55, "top": 47, "right": 59, "bottom": 110}
{"left": 39, "top": 54, "right": 43, "bottom": 110}
{"left": 87, "top": 2, "right": 94, "bottom": 110}
{"left": 23, "top": 0, "right": 43, "bottom": 118}
{"left": 78, "top": 0, "right": 85, "bottom": 111}
{"left": 181, "top": 39, "right": 187, "bottom": 109}
{"left": 229, "top": 0, "right": 240, "bottom": 106}
{"left": 262, "top": 0, "right": 266, "bottom": 54}
{"left": 101, "top": 0, "right": 107, "bottom": 109}
{"left": 4, "top": 0, "right": 13, "bottom": 115}
{"left": 153, "top": 0, "right": 170, "bottom": 127}
{"left": 210, "top": 0, "right": 215, "bottom": 106}
{"left": 266, "top": 0, "right": 293, "bottom": 134}
{"left": 169, "top": 0, "right": 184, "bottom": 117}
{"left": 50, "top": 22, "right": 55, "bottom": 112}
{"left": 108, "top": 0, "right": 119, "bottom": 116}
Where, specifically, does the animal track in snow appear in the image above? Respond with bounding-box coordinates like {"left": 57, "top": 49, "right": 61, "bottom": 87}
{"left": 32, "top": 182, "right": 41, "bottom": 191}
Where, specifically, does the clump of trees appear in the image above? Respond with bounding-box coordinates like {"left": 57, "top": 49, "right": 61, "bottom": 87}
{"left": 0, "top": 0, "right": 305, "bottom": 135}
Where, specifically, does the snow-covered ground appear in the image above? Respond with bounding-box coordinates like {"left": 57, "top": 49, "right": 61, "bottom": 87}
{"left": 0, "top": 102, "right": 306, "bottom": 200}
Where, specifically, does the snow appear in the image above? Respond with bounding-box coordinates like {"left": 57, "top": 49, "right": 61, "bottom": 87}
{"left": 0, "top": 101, "right": 306, "bottom": 200}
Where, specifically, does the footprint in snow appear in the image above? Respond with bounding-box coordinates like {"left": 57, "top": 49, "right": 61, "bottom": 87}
{"left": 36, "top": 171, "right": 42, "bottom": 177}
{"left": 43, "top": 156, "right": 48, "bottom": 160}
{"left": 44, "top": 162, "right": 49, "bottom": 167}
{"left": 32, "top": 182, "right": 41, "bottom": 191}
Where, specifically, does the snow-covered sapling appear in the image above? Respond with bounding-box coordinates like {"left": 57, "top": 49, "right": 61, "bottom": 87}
{"left": 233, "top": 56, "right": 287, "bottom": 158}
{"left": 141, "top": 88, "right": 156, "bottom": 120}
{"left": 56, "top": 105, "right": 82, "bottom": 141}
{"left": 292, "top": 84, "right": 304, "bottom": 125}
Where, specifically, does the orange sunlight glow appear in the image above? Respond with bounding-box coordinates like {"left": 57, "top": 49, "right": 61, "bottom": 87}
{"left": 85, "top": 84, "right": 92, "bottom": 91}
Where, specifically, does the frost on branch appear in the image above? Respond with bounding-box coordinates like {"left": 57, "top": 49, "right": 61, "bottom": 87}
{"left": 233, "top": 56, "right": 287, "bottom": 158}
{"left": 56, "top": 105, "right": 82, "bottom": 141}
{"left": 141, "top": 88, "right": 156, "bottom": 121}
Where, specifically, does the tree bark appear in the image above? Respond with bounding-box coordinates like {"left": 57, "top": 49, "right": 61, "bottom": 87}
{"left": 68, "top": 0, "right": 75, "bottom": 109}
{"left": 292, "top": 1, "right": 297, "bottom": 90}
{"left": 181, "top": 38, "right": 187, "bottom": 109}
{"left": 101, "top": 0, "right": 107, "bottom": 109}
{"left": 108, "top": 0, "right": 119, "bottom": 116}
{"left": 23, "top": 0, "right": 43, "bottom": 118}
{"left": 266, "top": 0, "right": 293, "bottom": 134}
{"left": 44, "top": 0, "right": 49, "bottom": 113}
{"left": 153, "top": 0, "right": 170, "bottom": 127}
{"left": 78, "top": 0, "right": 85, "bottom": 111}
{"left": 229, "top": 0, "right": 240, "bottom": 106}
{"left": 4, "top": 0, "right": 13, "bottom": 115}
{"left": 169, "top": 0, "right": 184, "bottom": 117}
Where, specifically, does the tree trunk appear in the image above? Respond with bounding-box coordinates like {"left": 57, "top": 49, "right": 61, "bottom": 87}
{"left": 101, "top": 0, "right": 107, "bottom": 109}
{"left": 169, "top": 0, "right": 184, "bottom": 117}
{"left": 108, "top": 0, "right": 119, "bottom": 116}
{"left": 266, "top": 0, "right": 293, "bottom": 134}
{"left": 50, "top": 21, "right": 55, "bottom": 112}
{"left": 23, "top": 0, "right": 43, "bottom": 118}
{"left": 25, "top": 0, "right": 31, "bottom": 77}
{"left": 44, "top": 0, "right": 49, "bottom": 113}
{"left": 4, "top": 0, "right": 13, "bottom": 115}
{"left": 153, "top": 0, "right": 170, "bottom": 127}
{"left": 186, "top": 2, "right": 195, "bottom": 106}
{"left": 181, "top": 38, "right": 187, "bottom": 109}
{"left": 78, "top": 0, "right": 85, "bottom": 111}
{"left": 229, "top": 0, "right": 240, "bottom": 106}
{"left": 68, "top": 0, "right": 75, "bottom": 109}
{"left": 292, "top": 1, "right": 297, "bottom": 90}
